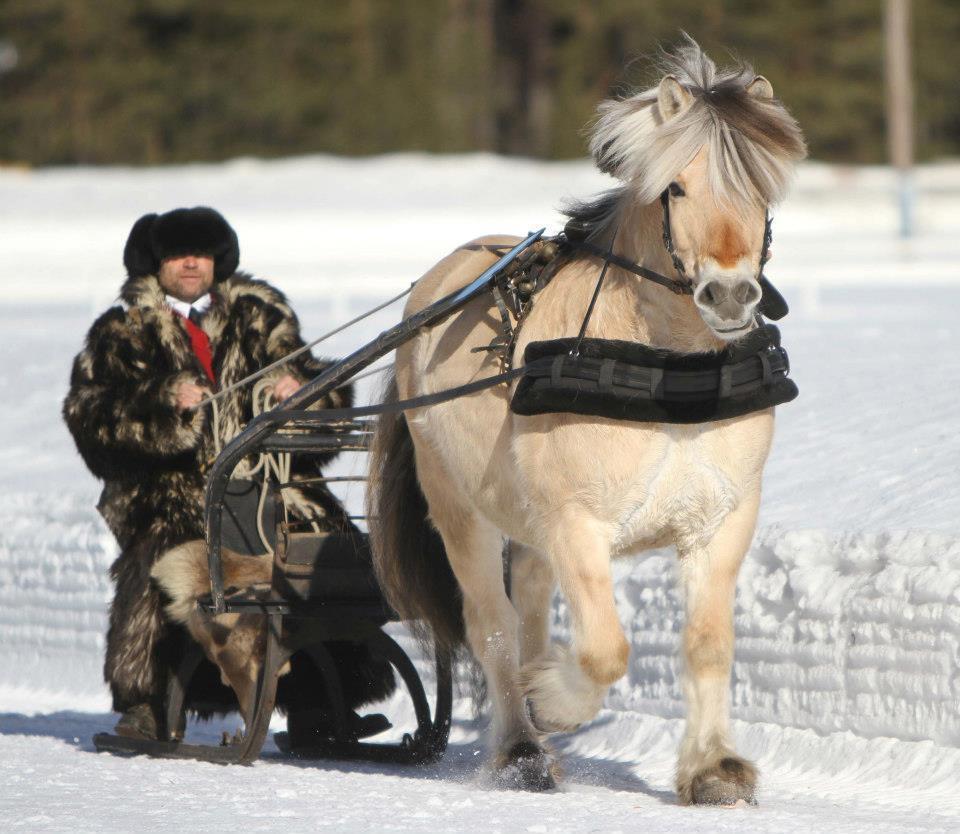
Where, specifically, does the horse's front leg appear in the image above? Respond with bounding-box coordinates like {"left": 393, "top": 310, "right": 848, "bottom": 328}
{"left": 676, "top": 491, "right": 760, "bottom": 806}
{"left": 421, "top": 502, "right": 554, "bottom": 790}
{"left": 521, "top": 511, "right": 628, "bottom": 733}
{"left": 449, "top": 522, "right": 556, "bottom": 789}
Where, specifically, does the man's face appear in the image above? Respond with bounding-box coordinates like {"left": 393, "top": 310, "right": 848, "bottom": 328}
{"left": 157, "top": 254, "right": 215, "bottom": 303}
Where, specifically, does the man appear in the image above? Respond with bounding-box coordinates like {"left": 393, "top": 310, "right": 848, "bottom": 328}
{"left": 63, "top": 206, "right": 393, "bottom": 740}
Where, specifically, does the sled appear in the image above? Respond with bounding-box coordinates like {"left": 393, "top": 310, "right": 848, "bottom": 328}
{"left": 93, "top": 231, "right": 545, "bottom": 765}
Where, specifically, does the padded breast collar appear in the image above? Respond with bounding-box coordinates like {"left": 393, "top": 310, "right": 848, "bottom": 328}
{"left": 511, "top": 324, "right": 798, "bottom": 424}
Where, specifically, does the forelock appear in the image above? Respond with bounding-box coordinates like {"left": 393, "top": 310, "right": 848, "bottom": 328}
{"left": 590, "top": 37, "right": 807, "bottom": 207}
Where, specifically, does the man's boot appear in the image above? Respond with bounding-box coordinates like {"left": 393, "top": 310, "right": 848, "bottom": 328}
{"left": 114, "top": 703, "right": 158, "bottom": 740}
{"left": 276, "top": 707, "right": 391, "bottom": 752}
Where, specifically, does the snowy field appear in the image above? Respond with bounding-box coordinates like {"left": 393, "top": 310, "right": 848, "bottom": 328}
{"left": 1, "top": 154, "right": 959, "bottom": 832}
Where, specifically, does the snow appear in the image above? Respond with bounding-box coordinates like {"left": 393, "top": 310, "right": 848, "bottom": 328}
{"left": 1, "top": 154, "right": 959, "bottom": 831}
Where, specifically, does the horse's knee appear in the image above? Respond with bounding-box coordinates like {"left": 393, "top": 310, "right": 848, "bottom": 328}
{"left": 580, "top": 634, "right": 629, "bottom": 686}
{"left": 510, "top": 549, "right": 553, "bottom": 617}
{"left": 511, "top": 546, "right": 552, "bottom": 585}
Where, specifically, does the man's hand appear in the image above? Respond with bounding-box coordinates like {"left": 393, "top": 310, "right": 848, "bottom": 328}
{"left": 272, "top": 374, "right": 302, "bottom": 402}
{"left": 174, "top": 381, "right": 209, "bottom": 412}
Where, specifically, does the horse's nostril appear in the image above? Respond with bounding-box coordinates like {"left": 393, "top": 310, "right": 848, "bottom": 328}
{"left": 733, "top": 280, "right": 760, "bottom": 305}
{"left": 699, "top": 281, "right": 728, "bottom": 306}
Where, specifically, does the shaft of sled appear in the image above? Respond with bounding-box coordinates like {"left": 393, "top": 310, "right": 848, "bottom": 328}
{"left": 203, "top": 229, "right": 544, "bottom": 614}
{"left": 281, "top": 228, "right": 544, "bottom": 413}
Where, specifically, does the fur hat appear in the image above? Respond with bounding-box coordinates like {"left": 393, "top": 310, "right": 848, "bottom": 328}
{"left": 123, "top": 206, "right": 240, "bottom": 282}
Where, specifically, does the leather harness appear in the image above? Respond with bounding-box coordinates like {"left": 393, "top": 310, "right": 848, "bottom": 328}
{"left": 464, "top": 188, "right": 798, "bottom": 424}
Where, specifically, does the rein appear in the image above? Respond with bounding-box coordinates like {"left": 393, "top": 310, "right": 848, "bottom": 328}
{"left": 190, "top": 282, "right": 415, "bottom": 413}
{"left": 566, "top": 238, "right": 692, "bottom": 295}
{"left": 190, "top": 201, "right": 788, "bottom": 455}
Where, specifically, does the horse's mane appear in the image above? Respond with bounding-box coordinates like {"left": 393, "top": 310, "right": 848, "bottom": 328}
{"left": 588, "top": 37, "right": 806, "bottom": 209}
{"left": 562, "top": 188, "right": 626, "bottom": 243}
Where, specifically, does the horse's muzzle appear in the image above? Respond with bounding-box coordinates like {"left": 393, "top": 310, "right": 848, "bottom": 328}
{"left": 694, "top": 277, "right": 761, "bottom": 335}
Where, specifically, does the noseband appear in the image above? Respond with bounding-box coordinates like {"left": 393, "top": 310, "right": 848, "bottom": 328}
{"left": 658, "top": 187, "right": 773, "bottom": 288}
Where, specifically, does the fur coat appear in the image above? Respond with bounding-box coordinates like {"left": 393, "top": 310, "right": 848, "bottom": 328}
{"left": 63, "top": 271, "right": 393, "bottom": 717}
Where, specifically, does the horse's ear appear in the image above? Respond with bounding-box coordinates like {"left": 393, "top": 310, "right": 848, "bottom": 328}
{"left": 657, "top": 75, "right": 692, "bottom": 121}
{"left": 746, "top": 75, "right": 774, "bottom": 100}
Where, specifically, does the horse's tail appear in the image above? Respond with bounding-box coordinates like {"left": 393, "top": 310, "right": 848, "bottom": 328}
{"left": 367, "top": 374, "right": 465, "bottom": 654}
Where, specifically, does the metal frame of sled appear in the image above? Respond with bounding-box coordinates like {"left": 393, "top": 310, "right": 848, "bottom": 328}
{"left": 94, "top": 594, "right": 454, "bottom": 765}
{"left": 93, "top": 231, "right": 545, "bottom": 766}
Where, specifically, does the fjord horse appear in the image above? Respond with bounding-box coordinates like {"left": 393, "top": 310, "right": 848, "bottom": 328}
{"left": 369, "top": 41, "right": 805, "bottom": 804}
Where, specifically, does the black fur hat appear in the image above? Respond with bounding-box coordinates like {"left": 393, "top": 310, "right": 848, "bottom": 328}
{"left": 123, "top": 206, "right": 240, "bottom": 282}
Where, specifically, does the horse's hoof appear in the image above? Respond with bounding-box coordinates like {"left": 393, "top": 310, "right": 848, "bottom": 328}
{"left": 684, "top": 757, "right": 758, "bottom": 806}
{"left": 493, "top": 740, "right": 557, "bottom": 792}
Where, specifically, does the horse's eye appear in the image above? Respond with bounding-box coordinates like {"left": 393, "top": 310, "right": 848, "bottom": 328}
{"left": 668, "top": 182, "right": 686, "bottom": 198}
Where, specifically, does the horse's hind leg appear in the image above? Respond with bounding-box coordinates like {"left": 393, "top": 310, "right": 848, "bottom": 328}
{"left": 508, "top": 543, "right": 554, "bottom": 667}
{"left": 521, "top": 510, "right": 628, "bottom": 734}
{"left": 675, "top": 492, "right": 761, "bottom": 806}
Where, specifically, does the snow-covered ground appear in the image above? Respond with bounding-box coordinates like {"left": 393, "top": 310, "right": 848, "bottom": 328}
{"left": 1, "top": 155, "right": 958, "bottom": 832}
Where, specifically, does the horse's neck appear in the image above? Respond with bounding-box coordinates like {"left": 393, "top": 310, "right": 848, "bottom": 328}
{"left": 600, "top": 201, "right": 723, "bottom": 353}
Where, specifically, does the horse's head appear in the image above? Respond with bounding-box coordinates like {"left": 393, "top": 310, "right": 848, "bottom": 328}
{"left": 590, "top": 39, "right": 806, "bottom": 341}
{"left": 661, "top": 96, "right": 770, "bottom": 338}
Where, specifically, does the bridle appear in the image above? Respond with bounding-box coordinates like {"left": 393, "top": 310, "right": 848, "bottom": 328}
{"left": 658, "top": 183, "right": 774, "bottom": 292}
{"left": 569, "top": 184, "right": 773, "bottom": 300}
{"left": 567, "top": 183, "right": 778, "bottom": 356}
{"left": 466, "top": 185, "right": 786, "bottom": 365}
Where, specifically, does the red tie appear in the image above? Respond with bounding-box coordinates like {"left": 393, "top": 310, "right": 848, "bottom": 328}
{"left": 177, "top": 311, "right": 216, "bottom": 385}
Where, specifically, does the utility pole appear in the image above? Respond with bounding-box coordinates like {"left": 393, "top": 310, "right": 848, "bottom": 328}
{"left": 884, "top": 0, "right": 915, "bottom": 238}
{"left": 0, "top": 40, "right": 17, "bottom": 74}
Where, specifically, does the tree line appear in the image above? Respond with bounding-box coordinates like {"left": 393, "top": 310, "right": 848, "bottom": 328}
{"left": 0, "top": 0, "right": 957, "bottom": 167}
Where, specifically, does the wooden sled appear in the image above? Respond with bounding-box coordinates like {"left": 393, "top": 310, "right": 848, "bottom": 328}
{"left": 94, "top": 515, "right": 453, "bottom": 765}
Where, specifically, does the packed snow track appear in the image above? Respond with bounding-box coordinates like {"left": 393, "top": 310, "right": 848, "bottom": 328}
{"left": 1, "top": 155, "right": 958, "bottom": 832}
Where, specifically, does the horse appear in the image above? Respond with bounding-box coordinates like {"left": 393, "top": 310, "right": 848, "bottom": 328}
{"left": 368, "top": 40, "right": 806, "bottom": 804}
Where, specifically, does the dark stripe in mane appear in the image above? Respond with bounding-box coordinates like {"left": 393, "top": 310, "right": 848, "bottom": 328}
{"left": 590, "top": 37, "right": 807, "bottom": 206}
{"left": 561, "top": 188, "right": 624, "bottom": 243}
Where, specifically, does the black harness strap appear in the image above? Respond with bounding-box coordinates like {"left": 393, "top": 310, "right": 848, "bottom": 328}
{"left": 266, "top": 360, "right": 552, "bottom": 428}
{"left": 569, "top": 223, "right": 620, "bottom": 358}
{"left": 660, "top": 189, "right": 689, "bottom": 277}
{"left": 567, "top": 239, "right": 693, "bottom": 295}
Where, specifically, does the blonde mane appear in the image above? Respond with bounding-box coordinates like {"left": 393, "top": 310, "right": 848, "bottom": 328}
{"left": 590, "top": 38, "right": 806, "bottom": 207}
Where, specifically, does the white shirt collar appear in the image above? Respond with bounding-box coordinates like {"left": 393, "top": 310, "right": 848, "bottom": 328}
{"left": 166, "top": 292, "right": 212, "bottom": 320}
